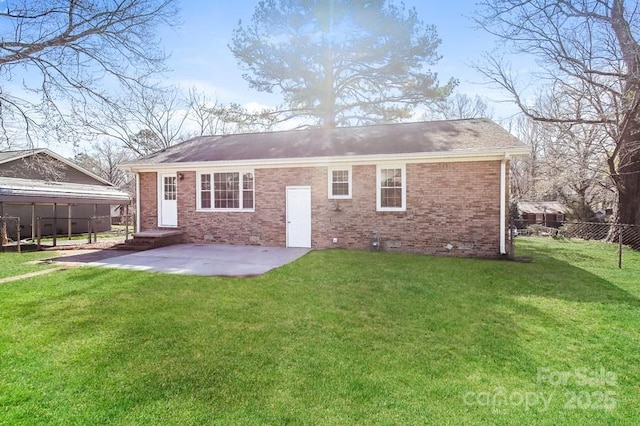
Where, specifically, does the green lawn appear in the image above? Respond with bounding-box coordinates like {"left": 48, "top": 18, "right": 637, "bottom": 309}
{"left": 0, "top": 251, "right": 59, "bottom": 279}
{"left": 0, "top": 238, "right": 638, "bottom": 425}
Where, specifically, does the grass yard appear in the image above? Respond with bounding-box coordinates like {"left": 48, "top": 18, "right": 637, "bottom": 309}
{"left": 0, "top": 251, "right": 59, "bottom": 279}
{"left": 0, "top": 238, "right": 638, "bottom": 424}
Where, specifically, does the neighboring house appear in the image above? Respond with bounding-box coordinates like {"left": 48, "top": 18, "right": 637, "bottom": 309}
{"left": 517, "top": 201, "right": 568, "bottom": 228}
{"left": 0, "top": 148, "right": 131, "bottom": 241}
{"left": 123, "top": 119, "right": 528, "bottom": 257}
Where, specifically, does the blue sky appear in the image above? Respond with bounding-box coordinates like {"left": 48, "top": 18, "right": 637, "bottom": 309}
{"left": 3, "top": 0, "right": 527, "bottom": 155}
{"left": 160, "top": 0, "right": 523, "bottom": 119}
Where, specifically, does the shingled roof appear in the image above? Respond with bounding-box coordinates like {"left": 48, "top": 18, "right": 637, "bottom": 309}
{"left": 518, "top": 201, "right": 569, "bottom": 215}
{"left": 126, "top": 119, "right": 527, "bottom": 168}
{"left": 0, "top": 177, "right": 131, "bottom": 204}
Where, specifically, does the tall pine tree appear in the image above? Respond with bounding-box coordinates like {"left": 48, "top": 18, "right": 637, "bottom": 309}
{"left": 230, "top": 0, "right": 455, "bottom": 128}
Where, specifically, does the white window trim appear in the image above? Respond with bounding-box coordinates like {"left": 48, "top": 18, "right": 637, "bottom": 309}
{"left": 196, "top": 170, "right": 255, "bottom": 212}
{"left": 376, "top": 164, "right": 406, "bottom": 212}
{"left": 327, "top": 165, "right": 352, "bottom": 199}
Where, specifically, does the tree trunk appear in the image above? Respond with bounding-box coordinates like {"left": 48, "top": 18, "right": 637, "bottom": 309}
{"left": 610, "top": 0, "right": 640, "bottom": 246}
{"left": 615, "top": 135, "right": 640, "bottom": 226}
{"left": 616, "top": 177, "right": 640, "bottom": 226}
{"left": 612, "top": 125, "right": 640, "bottom": 249}
{"left": 321, "top": 43, "right": 336, "bottom": 129}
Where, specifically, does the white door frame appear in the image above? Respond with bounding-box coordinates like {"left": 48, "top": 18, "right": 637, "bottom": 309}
{"left": 158, "top": 172, "right": 178, "bottom": 227}
{"left": 286, "top": 186, "right": 312, "bottom": 248}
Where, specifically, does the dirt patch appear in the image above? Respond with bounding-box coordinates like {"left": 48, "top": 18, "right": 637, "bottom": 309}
{"left": 0, "top": 267, "right": 68, "bottom": 284}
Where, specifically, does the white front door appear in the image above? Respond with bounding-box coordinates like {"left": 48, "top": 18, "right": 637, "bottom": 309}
{"left": 159, "top": 173, "right": 178, "bottom": 227}
{"left": 286, "top": 186, "right": 311, "bottom": 248}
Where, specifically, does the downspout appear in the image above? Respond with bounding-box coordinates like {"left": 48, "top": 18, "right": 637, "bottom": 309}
{"left": 31, "top": 203, "right": 36, "bottom": 241}
{"left": 135, "top": 172, "right": 141, "bottom": 233}
{"left": 499, "top": 155, "right": 508, "bottom": 255}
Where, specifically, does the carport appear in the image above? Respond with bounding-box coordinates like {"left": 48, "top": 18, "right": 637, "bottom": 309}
{"left": 0, "top": 177, "right": 131, "bottom": 249}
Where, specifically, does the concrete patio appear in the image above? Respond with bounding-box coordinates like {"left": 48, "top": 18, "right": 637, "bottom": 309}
{"left": 52, "top": 244, "right": 310, "bottom": 277}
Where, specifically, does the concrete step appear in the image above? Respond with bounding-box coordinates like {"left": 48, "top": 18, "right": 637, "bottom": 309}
{"left": 111, "top": 243, "right": 151, "bottom": 251}
{"left": 121, "top": 229, "right": 185, "bottom": 251}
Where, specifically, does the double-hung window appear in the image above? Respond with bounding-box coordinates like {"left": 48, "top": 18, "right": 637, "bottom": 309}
{"left": 376, "top": 164, "right": 406, "bottom": 211}
{"left": 328, "top": 166, "right": 352, "bottom": 199}
{"left": 198, "top": 171, "right": 254, "bottom": 211}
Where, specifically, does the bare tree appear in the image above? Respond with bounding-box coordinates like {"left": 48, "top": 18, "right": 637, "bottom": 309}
{"left": 510, "top": 95, "right": 616, "bottom": 221}
{"left": 509, "top": 115, "right": 545, "bottom": 202}
{"left": 82, "top": 84, "right": 190, "bottom": 156}
{"left": 75, "top": 140, "right": 134, "bottom": 188}
{"left": 541, "top": 123, "right": 613, "bottom": 220}
{"left": 84, "top": 86, "right": 286, "bottom": 158}
{"left": 187, "top": 88, "right": 282, "bottom": 136}
{"left": 477, "top": 0, "right": 640, "bottom": 230}
{"left": 428, "top": 93, "right": 493, "bottom": 120}
{"left": 0, "top": 0, "right": 177, "bottom": 147}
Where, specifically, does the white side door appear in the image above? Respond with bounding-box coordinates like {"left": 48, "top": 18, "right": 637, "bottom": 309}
{"left": 286, "top": 186, "right": 311, "bottom": 248}
{"left": 158, "top": 173, "right": 178, "bottom": 227}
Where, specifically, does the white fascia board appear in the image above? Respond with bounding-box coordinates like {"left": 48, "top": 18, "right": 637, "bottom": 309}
{"left": 122, "top": 147, "right": 530, "bottom": 173}
{"left": 0, "top": 150, "right": 33, "bottom": 166}
{"left": 0, "top": 148, "right": 50, "bottom": 166}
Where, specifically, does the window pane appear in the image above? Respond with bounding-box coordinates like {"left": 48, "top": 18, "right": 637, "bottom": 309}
{"left": 201, "top": 191, "right": 211, "bottom": 208}
{"left": 203, "top": 172, "right": 254, "bottom": 210}
{"left": 200, "top": 174, "right": 211, "bottom": 208}
{"left": 201, "top": 174, "right": 211, "bottom": 191}
{"left": 243, "top": 172, "right": 254, "bottom": 190}
{"left": 214, "top": 172, "right": 239, "bottom": 209}
{"left": 331, "top": 169, "right": 349, "bottom": 196}
{"left": 243, "top": 190, "right": 254, "bottom": 209}
{"left": 381, "top": 188, "right": 402, "bottom": 207}
{"left": 243, "top": 172, "right": 254, "bottom": 209}
{"left": 332, "top": 170, "right": 347, "bottom": 182}
{"left": 164, "top": 176, "right": 176, "bottom": 200}
{"left": 332, "top": 182, "right": 349, "bottom": 196}
{"left": 382, "top": 168, "right": 402, "bottom": 187}
{"left": 380, "top": 168, "right": 403, "bottom": 208}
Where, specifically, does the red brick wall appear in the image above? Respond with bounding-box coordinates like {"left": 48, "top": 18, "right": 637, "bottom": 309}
{"left": 138, "top": 160, "right": 508, "bottom": 257}
{"left": 139, "top": 172, "right": 158, "bottom": 230}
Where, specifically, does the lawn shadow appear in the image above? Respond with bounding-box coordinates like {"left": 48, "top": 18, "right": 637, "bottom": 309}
{"left": 511, "top": 244, "right": 640, "bottom": 306}
{"left": 399, "top": 243, "right": 640, "bottom": 408}
{"left": 456, "top": 241, "right": 640, "bottom": 383}
{"left": 48, "top": 249, "right": 129, "bottom": 264}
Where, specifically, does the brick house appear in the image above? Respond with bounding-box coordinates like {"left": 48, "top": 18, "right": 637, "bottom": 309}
{"left": 517, "top": 201, "right": 568, "bottom": 228}
{"left": 123, "top": 119, "right": 528, "bottom": 257}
